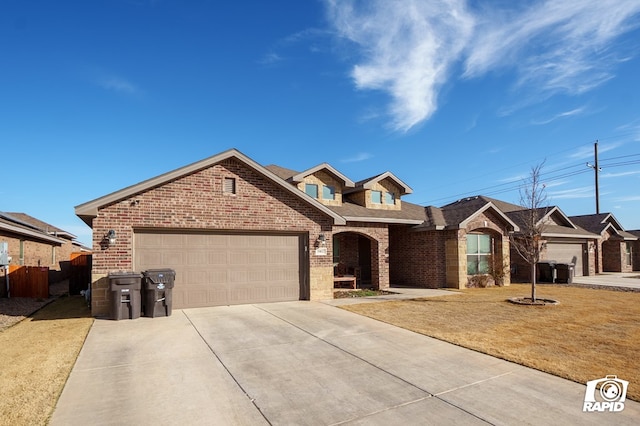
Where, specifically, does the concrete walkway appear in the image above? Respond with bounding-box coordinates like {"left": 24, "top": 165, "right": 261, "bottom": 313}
{"left": 572, "top": 272, "right": 640, "bottom": 290}
{"left": 51, "top": 299, "right": 640, "bottom": 425}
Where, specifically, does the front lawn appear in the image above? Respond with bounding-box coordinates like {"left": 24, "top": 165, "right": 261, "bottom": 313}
{"left": 340, "top": 284, "right": 640, "bottom": 401}
{"left": 0, "top": 296, "right": 93, "bottom": 425}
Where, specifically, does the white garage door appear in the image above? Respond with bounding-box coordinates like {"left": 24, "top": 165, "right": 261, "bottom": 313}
{"left": 546, "top": 242, "right": 585, "bottom": 276}
{"left": 134, "top": 231, "right": 304, "bottom": 309}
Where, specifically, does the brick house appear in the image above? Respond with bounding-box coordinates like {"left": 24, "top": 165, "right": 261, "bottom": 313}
{"left": 76, "top": 149, "right": 521, "bottom": 316}
{"left": 472, "top": 198, "right": 601, "bottom": 282}
{"left": 0, "top": 212, "right": 84, "bottom": 296}
{"left": 390, "top": 197, "right": 518, "bottom": 288}
{"left": 570, "top": 213, "right": 638, "bottom": 273}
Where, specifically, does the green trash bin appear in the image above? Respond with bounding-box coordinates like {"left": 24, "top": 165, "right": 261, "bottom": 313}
{"left": 108, "top": 272, "right": 142, "bottom": 320}
{"left": 142, "top": 269, "right": 175, "bottom": 318}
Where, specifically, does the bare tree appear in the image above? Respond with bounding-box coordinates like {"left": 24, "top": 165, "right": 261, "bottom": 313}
{"left": 510, "top": 162, "right": 549, "bottom": 302}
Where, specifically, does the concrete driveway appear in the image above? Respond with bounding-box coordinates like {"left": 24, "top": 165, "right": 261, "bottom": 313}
{"left": 51, "top": 301, "right": 639, "bottom": 425}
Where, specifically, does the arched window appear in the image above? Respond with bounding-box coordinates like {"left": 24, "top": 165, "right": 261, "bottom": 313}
{"left": 467, "top": 233, "right": 492, "bottom": 275}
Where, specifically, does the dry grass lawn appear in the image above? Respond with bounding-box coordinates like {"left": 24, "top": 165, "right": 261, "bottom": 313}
{"left": 341, "top": 284, "right": 640, "bottom": 401}
{"left": 0, "top": 296, "right": 93, "bottom": 426}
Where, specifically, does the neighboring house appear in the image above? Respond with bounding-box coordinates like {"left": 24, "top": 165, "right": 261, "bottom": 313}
{"left": 570, "top": 214, "right": 638, "bottom": 273}
{"left": 628, "top": 230, "right": 640, "bottom": 271}
{"left": 476, "top": 198, "right": 601, "bottom": 281}
{"left": 4, "top": 212, "right": 84, "bottom": 282}
{"left": 390, "top": 196, "right": 518, "bottom": 288}
{"left": 0, "top": 212, "right": 78, "bottom": 296}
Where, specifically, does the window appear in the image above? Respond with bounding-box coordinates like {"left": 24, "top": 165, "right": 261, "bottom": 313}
{"left": 223, "top": 177, "right": 236, "bottom": 195}
{"left": 385, "top": 192, "right": 395, "bottom": 205}
{"left": 371, "top": 190, "right": 382, "bottom": 204}
{"left": 626, "top": 242, "right": 633, "bottom": 266}
{"left": 305, "top": 183, "right": 318, "bottom": 198}
{"left": 333, "top": 237, "right": 340, "bottom": 263}
{"left": 323, "top": 185, "right": 335, "bottom": 200}
{"left": 467, "top": 233, "right": 492, "bottom": 275}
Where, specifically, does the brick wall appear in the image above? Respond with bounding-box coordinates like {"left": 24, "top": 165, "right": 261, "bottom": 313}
{"left": 391, "top": 209, "right": 512, "bottom": 289}
{"left": 90, "top": 158, "right": 335, "bottom": 316}
{"left": 389, "top": 226, "right": 448, "bottom": 288}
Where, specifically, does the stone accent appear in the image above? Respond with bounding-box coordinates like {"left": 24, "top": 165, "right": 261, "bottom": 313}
{"left": 296, "top": 171, "right": 343, "bottom": 206}
{"left": 90, "top": 273, "right": 109, "bottom": 317}
{"left": 346, "top": 178, "right": 401, "bottom": 210}
{"left": 309, "top": 266, "right": 333, "bottom": 300}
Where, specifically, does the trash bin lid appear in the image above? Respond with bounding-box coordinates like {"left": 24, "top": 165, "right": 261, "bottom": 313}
{"left": 108, "top": 271, "right": 142, "bottom": 278}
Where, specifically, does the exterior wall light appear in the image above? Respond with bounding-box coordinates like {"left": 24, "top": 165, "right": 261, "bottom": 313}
{"left": 317, "top": 233, "right": 326, "bottom": 247}
{"left": 107, "top": 230, "right": 116, "bottom": 245}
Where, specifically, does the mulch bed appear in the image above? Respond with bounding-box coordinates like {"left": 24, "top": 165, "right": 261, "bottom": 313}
{"left": 0, "top": 281, "right": 69, "bottom": 332}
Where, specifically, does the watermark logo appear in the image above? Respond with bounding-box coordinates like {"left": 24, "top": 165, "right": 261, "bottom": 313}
{"left": 583, "top": 375, "right": 628, "bottom": 412}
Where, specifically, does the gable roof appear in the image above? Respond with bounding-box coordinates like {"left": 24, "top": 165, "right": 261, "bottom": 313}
{"left": 570, "top": 213, "right": 637, "bottom": 240}
{"left": 418, "top": 196, "right": 519, "bottom": 231}
{"left": 345, "top": 171, "right": 413, "bottom": 195}
{"left": 287, "top": 163, "right": 355, "bottom": 188}
{"left": 6, "top": 212, "right": 77, "bottom": 240}
{"left": 75, "top": 148, "right": 346, "bottom": 227}
{"left": 0, "top": 212, "right": 67, "bottom": 245}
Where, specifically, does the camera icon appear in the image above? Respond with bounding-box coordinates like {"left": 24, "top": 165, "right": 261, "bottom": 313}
{"left": 583, "top": 375, "right": 628, "bottom": 412}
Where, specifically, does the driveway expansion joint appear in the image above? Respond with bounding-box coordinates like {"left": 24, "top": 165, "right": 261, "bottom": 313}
{"left": 181, "top": 310, "right": 273, "bottom": 426}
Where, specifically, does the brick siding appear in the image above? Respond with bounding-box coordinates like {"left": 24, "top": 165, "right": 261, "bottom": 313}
{"left": 90, "top": 158, "right": 335, "bottom": 316}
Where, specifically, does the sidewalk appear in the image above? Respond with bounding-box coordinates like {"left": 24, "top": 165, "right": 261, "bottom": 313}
{"left": 572, "top": 272, "right": 640, "bottom": 290}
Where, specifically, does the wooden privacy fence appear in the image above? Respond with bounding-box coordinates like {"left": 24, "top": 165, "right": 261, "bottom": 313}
{"left": 8, "top": 265, "right": 49, "bottom": 298}
{"left": 69, "top": 253, "right": 92, "bottom": 295}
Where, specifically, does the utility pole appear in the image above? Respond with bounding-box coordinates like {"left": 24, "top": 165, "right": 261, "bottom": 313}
{"left": 586, "top": 141, "right": 601, "bottom": 214}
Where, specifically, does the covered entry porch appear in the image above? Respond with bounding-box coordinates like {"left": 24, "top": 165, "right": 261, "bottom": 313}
{"left": 331, "top": 224, "right": 389, "bottom": 290}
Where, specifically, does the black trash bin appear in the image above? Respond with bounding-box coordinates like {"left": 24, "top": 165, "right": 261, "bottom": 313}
{"left": 142, "top": 269, "right": 175, "bottom": 318}
{"left": 537, "top": 261, "right": 556, "bottom": 283}
{"left": 555, "top": 263, "right": 574, "bottom": 284}
{"left": 108, "top": 272, "right": 142, "bottom": 320}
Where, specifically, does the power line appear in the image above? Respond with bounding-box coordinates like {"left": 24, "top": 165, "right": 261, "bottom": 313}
{"left": 419, "top": 156, "right": 637, "bottom": 206}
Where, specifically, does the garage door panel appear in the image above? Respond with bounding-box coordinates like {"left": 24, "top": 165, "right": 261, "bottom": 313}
{"left": 161, "top": 251, "right": 184, "bottom": 268}
{"left": 187, "top": 251, "right": 210, "bottom": 265}
{"left": 546, "top": 243, "right": 584, "bottom": 277}
{"left": 162, "top": 234, "right": 185, "bottom": 248}
{"left": 134, "top": 231, "right": 303, "bottom": 309}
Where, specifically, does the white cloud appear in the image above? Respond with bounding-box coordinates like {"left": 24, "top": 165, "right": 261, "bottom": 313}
{"left": 614, "top": 195, "right": 640, "bottom": 202}
{"left": 601, "top": 170, "right": 640, "bottom": 178}
{"left": 341, "top": 152, "right": 373, "bottom": 163}
{"left": 547, "top": 186, "right": 594, "bottom": 199}
{"left": 324, "top": 0, "right": 640, "bottom": 132}
{"left": 530, "top": 106, "right": 587, "bottom": 125}
{"left": 259, "top": 52, "right": 283, "bottom": 66}
{"left": 325, "top": 0, "right": 474, "bottom": 132}
{"left": 569, "top": 142, "right": 622, "bottom": 160}
{"left": 99, "top": 76, "right": 139, "bottom": 94}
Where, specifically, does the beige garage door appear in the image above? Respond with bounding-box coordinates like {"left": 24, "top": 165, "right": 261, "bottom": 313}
{"left": 546, "top": 242, "right": 585, "bottom": 276}
{"left": 134, "top": 231, "right": 304, "bottom": 309}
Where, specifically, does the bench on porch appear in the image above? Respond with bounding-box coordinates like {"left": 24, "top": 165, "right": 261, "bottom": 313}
{"left": 333, "top": 263, "right": 360, "bottom": 289}
{"left": 333, "top": 275, "right": 357, "bottom": 289}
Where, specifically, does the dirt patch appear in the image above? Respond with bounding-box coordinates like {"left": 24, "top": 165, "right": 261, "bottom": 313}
{"left": 0, "top": 281, "right": 69, "bottom": 332}
{"left": 341, "top": 284, "right": 640, "bottom": 401}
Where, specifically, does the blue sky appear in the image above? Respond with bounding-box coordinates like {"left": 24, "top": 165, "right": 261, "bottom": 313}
{"left": 2, "top": 0, "right": 640, "bottom": 247}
